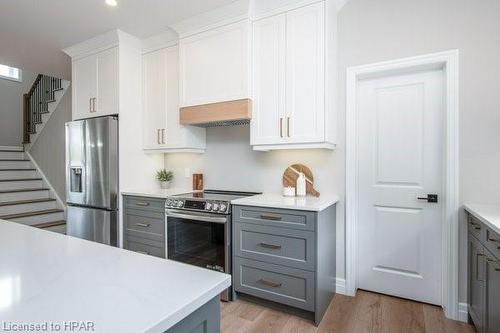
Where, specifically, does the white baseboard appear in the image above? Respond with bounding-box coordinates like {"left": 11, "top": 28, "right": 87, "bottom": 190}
{"left": 335, "top": 278, "right": 347, "bottom": 295}
{"left": 458, "top": 302, "right": 468, "bottom": 322}
{"left": 0, "top": 146, "right": 24, "bottom": 151}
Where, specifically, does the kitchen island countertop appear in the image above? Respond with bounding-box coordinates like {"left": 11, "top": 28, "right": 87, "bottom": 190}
{"left": 0, "top": 219, "right": 230, "bottom": 333}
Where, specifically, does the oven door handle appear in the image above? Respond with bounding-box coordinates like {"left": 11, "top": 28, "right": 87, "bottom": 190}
{"left": 166, "top": 210, "right": 228, "bottom": 224}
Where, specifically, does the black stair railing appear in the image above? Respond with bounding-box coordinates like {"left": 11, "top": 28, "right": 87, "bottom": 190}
{"left": 23, "top": 75, "right": 62, "bottom": 144}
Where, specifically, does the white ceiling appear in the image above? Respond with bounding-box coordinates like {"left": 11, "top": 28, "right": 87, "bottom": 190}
{"left": 0, "top": 0, "right": 237, "bottom": 79}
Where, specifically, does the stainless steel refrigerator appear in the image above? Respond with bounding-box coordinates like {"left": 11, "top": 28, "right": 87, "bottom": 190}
{"left": 65, "top": 116, "right": 118, "bottom": 246}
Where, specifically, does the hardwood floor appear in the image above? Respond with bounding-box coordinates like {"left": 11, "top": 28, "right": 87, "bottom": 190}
{"left": 220, "top": 290, "right": 477, "bottom": 333}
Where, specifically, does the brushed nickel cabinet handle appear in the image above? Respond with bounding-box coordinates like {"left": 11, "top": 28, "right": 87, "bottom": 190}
{"left": 135, "top": 202, "right": 150, "bottom": 207}
{"left": 137, "top": 250, "right": 150, "bottom": 255}
{"left": 260, "top": 214, "right": 282, "bottom": 221}
{"left": 258, "top": 278, "right": 282, "bottom": 288}
{"left": 89, "top": 98, "right": 92, "bottom": 112}
{"left": 92, "top": 98, "right": 97, "bottom": 112}
{"left": 287, "top": 117, "right": 290, "bottom": 137}
{"left": 157, "top": 129, "right": 161, "bottom": 144}
{"left": 135, "top": 223, "right": 150, "bottom": 228}
{"left": 259, "top": 242, "right": 282, "bottom": 250}
{"left": 280, "top": 118, "right": 283, "bottom": 138}
{"left": 162, "top": 129, "right": 166, "bottom": 144}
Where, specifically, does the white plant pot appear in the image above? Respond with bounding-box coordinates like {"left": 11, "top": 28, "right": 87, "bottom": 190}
{"left": 160, "top": 181, "right": 171, "bottom": 189}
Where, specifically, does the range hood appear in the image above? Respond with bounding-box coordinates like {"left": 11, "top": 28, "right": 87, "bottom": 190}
{"left": 180, "top": 99, "right": 252, "bottom": 127}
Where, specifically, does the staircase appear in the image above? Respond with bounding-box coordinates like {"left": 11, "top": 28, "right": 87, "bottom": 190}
{"left": 0, "top": 74, "right": 69, "bottom": 233}
{"left": 23, "top": 74, "right": 70, "bottom": 146}
{"left": 0, "top": 147, "right": 66, "bottom": 233}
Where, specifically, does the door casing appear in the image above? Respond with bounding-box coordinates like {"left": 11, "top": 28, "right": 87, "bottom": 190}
{"left": 345, "top": 50, "right": 460, "bottom": 320}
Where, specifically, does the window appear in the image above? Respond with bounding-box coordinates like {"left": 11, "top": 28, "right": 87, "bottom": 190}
{"left": 0, "top": 64, "right": 22, "bottom": 82}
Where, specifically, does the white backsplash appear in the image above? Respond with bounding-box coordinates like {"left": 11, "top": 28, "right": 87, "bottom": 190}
{"left": 163, "top": 125, "right": 341, "bottom": 195}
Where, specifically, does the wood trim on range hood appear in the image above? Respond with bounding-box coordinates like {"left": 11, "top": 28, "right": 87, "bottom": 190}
{"left": 180, "top": 99, "right": 252, "bottom": 126}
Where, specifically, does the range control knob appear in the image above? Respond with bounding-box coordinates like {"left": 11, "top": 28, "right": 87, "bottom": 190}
{"left": 177, "top": 201, "right": 184, "bottom": 208}
{"left": 219, "top": 203, "right": 227, "bottom": 212}
{"left": 206, "top": 202, "right": 212, "bottom": 211}
{"left": 166, "top": 199, "right": 172, "bottom": 207}
{"left": 212, "top": 203, "right": 220, "bottom": 211}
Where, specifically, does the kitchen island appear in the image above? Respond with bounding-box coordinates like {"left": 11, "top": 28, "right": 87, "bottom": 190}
{"left": 0, "top": 219, "right": 230, "bottom": 333}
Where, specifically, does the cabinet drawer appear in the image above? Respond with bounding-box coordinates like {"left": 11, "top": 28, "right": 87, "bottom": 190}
{"left": 124, "top": 211, "right": 165, "bottom": 241}
{"left": 233, "top": 206, "right": 315, "bottom": 231}
{"left": 124, "top": 235, "right": 165, "bottom": 258}
{"left": 235, "top": 222, "right": 315, "bottom": 271}
{"left": 124, "top": 196, "right": 166, "bottom": 212}
{"left": 485, "top": 227, "right": 500, "bottom": 260}
{"left": 234, "top": 257, "right": 314, "bottom": 311}
{"left": 468, "top": 214, "right": 485, "bottom": 241}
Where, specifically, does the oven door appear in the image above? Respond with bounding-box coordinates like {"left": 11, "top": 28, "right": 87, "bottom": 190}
{"left": 165, "top": 209, "right": 230, "bottom": 275}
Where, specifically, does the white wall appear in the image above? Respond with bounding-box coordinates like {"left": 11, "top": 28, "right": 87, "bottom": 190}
{"left": 164, "top": 0, "right": 500, "bottom": 306}
{"left": 0, "top": 69, "right": 37, "bottom": 146}
{"left": 30, "top": 90, "right": 72, "bottom": 202}
{"left": 337, "top": 0, "right": 500, "bottom": 304}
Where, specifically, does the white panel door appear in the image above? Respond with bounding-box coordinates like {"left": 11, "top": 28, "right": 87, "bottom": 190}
{"left": 179, "top": 20, "right": 250, "bottom": 107}
{"left": 142, "top": 49, "right": 167, "bottom": 149}
{"left": 285, "top": 2, "right": 325, "bottom": 143}
{"left": 251, "top": 14, "right": 286, "bottom": 145}
{"left": 72, "top": 55, "right": 96, "bottom": 120}
{"left": 357, "top": 69, "right": 444, "bottom": 305}
{"left": 95, "top": 47, "right": 119, "bottom": 117}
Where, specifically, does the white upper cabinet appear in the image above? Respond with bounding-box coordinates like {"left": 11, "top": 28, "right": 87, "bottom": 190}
{"left": 179, "top": 20, "right": 251, "bottom": 107}
{"left": 142, "top": 46, "right": 206, "bottom": 152}
{"left": 285, "top": 2, "right": 325, "bottom": 144}
{"left": 251, "top": 1, "right": 335, "bottom": 150}
{"left": 71, "top": 47, "right": 118, "bottom": 120}
{"left": 251, "top": 14, "right": 287, "bottom": 145}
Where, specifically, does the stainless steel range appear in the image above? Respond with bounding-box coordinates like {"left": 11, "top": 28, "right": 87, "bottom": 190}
{"left": 165, "top": 190, "right": 259, "bottom": 301}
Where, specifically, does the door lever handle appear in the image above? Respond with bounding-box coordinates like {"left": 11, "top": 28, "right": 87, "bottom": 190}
{"left": 417, "top": 194, "right": 438, "bottom": 203}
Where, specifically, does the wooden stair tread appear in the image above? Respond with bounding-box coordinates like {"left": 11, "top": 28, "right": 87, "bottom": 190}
{"left": 0, "top": 208, "right": 64, "bottom": 219}
{"left": 33, "top": 220, "right": 66, "bottom": 229}
{"left": 0, "top": 198, "right": 56, "bottom": 207}
{"left": 0, "top": 178, "right": 42, "bottom": 182}
{"left": 0, "top": 188, "right": 49, "bottom": 194}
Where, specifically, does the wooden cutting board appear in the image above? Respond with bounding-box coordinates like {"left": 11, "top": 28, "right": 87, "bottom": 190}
{"left": 282, "top": 164, "right": 320, "bottom": 197}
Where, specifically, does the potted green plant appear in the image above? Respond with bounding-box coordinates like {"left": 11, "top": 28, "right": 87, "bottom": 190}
{"left": 156, "top": 169, "right": 174, "bottom": 189}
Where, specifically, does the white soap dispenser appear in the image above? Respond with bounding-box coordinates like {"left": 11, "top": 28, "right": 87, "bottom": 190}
{"left": 296, "top": 172, "right": 306, "bottom": 197}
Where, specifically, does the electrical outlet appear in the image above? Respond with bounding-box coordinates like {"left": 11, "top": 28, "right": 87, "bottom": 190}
{"left": 184, "top": 168, "right": 190, "bottom": 178}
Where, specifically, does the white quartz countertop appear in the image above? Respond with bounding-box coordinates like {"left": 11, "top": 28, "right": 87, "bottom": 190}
{"left": 232, "top": 193, "right": 339, "bottom": 212}
{"left": 121, "top": 188, "right": 194, "bottom": 199}
{"left": 464, "top": 203, "right": 500, "bottom": 235}
{"left": 0, "top": 220, "right": 231, "bottom": 333}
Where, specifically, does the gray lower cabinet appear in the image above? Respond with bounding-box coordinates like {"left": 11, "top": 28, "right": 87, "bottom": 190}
{"left": 467, "top": 212, "right": 500, "bottom": 333}
{"left": 233, "top": 204, "right": 336, "bottom": 326}
{"left": 123, "top": 195, "right": 166, "bottom": 258}
{"left": 165, "top": 296, "right": 220, "bottom": 333}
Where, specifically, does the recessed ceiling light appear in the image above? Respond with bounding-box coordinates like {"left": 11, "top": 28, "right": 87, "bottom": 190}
{"left": 105, "top": 0, "right": 117, "bottom": 7}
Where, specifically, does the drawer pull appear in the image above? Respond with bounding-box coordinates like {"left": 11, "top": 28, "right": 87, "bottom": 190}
{"left": 488, "top": 237, "right": 500, "bottom": 243}
{"left": 258, "top": 278, "right": 282, "bottom": 288}
{"left": 136, "top": 223, "right": 150, "bottom": 228}
{"left": 260, "top": 214, "right": 282, "bottom": 221}
{"left": 137, "top": 251, "right": 150, "bottom": 255}
{"left": 474, "top": 227, "right": 481, "bottom": 230}
{"left": 135, "top": 202, "right": 150, "bottom": 206}
{"left": 259, "top": 242, "right": 282, "bottom": 250}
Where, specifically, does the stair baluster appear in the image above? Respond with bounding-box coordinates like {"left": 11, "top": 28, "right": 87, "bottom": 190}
{"left": 22, "top": 74, "right": 63, "bottom": 144}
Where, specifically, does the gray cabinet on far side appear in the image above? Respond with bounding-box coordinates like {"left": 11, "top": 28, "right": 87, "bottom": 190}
{"left": 467, "top": 211, "right": 500, "bottom": 333}
{"left": 233, "top": 204, "right": 336, "bottom": 326}
{"left": 123, "top": 195, "right": 166, "bottom": 258}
